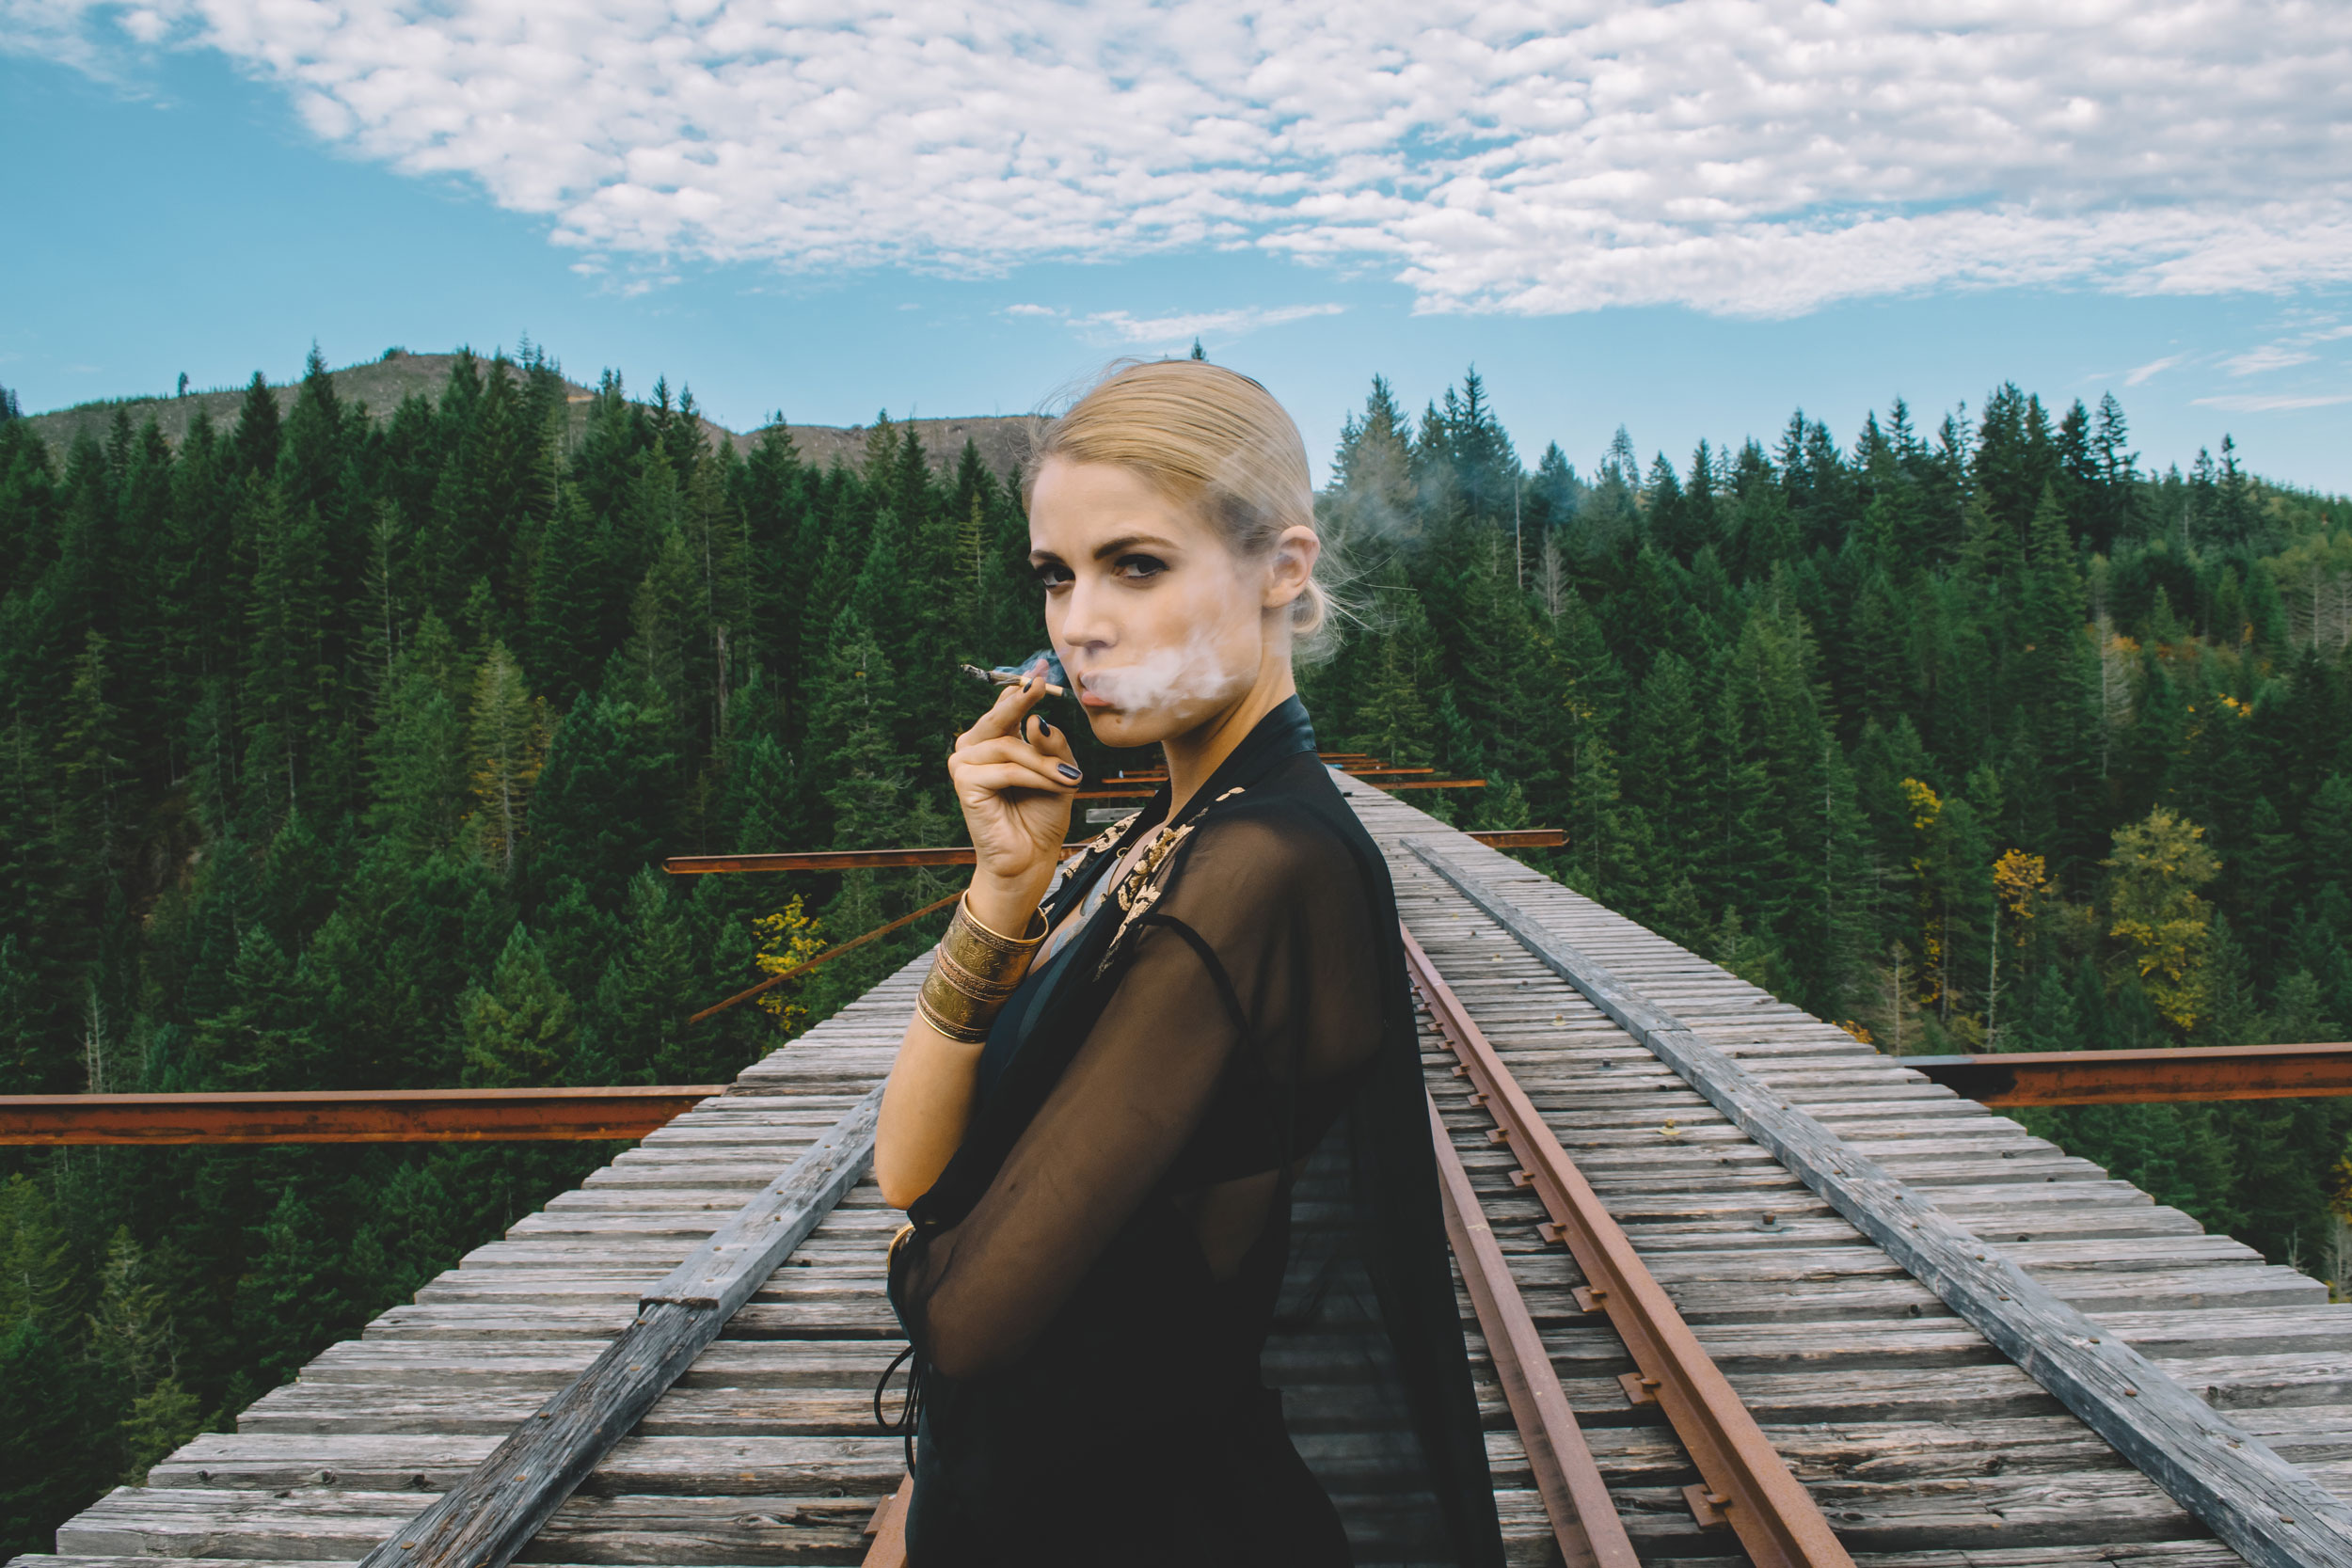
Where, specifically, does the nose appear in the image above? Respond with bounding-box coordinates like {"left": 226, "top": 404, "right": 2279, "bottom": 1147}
{"left": 1057, "top": 575, "right": 1118, "bottom": 658}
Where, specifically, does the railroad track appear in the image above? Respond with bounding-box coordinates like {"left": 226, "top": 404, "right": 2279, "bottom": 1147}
{"left": 21, "top": 787, "right": 2352, "bottom": 1568}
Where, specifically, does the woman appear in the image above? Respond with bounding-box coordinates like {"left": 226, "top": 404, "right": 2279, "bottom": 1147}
{"left": 876, "top": 360, "right": 1503, "bottom": 1566}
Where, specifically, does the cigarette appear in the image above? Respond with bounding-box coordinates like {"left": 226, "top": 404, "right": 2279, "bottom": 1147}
{"left": 961, "top": 650, "right": 1070, "bottom": 696}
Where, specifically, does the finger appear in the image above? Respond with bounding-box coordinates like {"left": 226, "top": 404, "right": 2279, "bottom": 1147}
{"left": 954, "top": 736, "right": 1084, "bottom": 780}
{"left": 1024, "top": 712, "right": 1078, "bottom": 765}
{"left": 1019, "top": 653, "right": 1068, "bottom": 697}
{"left": 952, "top": 759, "right": 1082, "bottom": 799}
{"left": 957, "top": 669, "right": 1057, "bottom": 748}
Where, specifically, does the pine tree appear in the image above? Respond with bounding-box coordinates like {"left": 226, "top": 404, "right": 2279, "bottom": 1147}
{"left": 529, "top": 686, "right": 681, "bottom": 912}
{"left": 240, "top": 483, "right": 339, "bottom": 826}
{"left": 527, "top": 487, "right": 613, "bottom": 711}
{"left": 466, "top": 643, "right": 548, "bottom": 879}
{"left": 230, "top": 372, "right": 281, "bottom": 479}
{"left": 1327, "top": 376, "right": 1418, "bottom": 547}
{"left": 278, "top": 344, "right": 346, "bottom": 527}
{"left": 234, "top": 1184, "right": 354, "bottom": 1388}
{"left": 365, "top": 615, "right": 471, "bottom": 861}
{"left": 55, "top": 631, "right": 129, "bottom": 860}
{"left": 458, "top": 926, "right": 577, "bottom": 1086}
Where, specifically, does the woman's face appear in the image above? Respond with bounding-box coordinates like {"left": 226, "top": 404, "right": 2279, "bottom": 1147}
{"left": 1027, "top": 456, "right": 1314, "bottom": 751}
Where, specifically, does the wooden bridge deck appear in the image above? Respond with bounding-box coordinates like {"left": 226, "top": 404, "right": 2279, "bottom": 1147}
{"left": 16, "top": 787, "right": 2352, "bottom": 1567}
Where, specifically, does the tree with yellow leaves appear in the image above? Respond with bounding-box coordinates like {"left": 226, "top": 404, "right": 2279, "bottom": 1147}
{"left": 2103, "top": 807, "right": 2221, "bottom": 1033}
{"left": 751, "top": 895, "right": 829, "bottom": 1035}
{"left": 1988, "top": 848, "right": 2048, "bottom": 1049}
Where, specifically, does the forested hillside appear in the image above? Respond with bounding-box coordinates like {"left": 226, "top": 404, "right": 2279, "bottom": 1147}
{"left": 3, "top": 345, "right": 2349, "bottom": 1551}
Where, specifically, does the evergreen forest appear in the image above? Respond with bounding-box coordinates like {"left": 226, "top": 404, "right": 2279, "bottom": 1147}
{"left": 3, "top": 345, "right": 2350, "bottom": 1551}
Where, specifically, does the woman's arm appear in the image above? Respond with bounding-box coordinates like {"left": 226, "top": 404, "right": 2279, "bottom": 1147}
{"left": 875, "top": 670, "right": 1080, "bottom": 1210}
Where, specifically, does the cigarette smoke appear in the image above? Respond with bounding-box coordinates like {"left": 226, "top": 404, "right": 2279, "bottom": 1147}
{"left": 1073, "top": 627, "right": 1243, "bottom": 715}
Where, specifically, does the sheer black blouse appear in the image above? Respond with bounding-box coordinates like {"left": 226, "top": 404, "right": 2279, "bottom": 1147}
{"left": 885, "top": 698, "right": 1503, "bottom": 1567}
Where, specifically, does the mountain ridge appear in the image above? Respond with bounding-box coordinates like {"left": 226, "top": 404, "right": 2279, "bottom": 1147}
{"left": 21, "top": 349, "right": 1037, "bottom": 478}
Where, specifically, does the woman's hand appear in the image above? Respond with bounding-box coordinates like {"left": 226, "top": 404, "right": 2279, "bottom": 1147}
{"left": 950, "top": 665, "right": 1082, "bottom": 933}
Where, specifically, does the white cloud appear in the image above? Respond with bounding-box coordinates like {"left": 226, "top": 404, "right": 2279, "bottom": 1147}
{"left": 2124, "top": 355, "right": 2188, "bottom": 387}
{"left": 996, "top": 303, "right": 1345, "bottom": 346}
{"left": 13, "top": 0, "right": 2352, "bottom": 317}
{"left": 2193, "top": 392, "right": 2352, "bottom": 412}
{"left": 2224, "top": 344, "right": 2319, "bottom": 376}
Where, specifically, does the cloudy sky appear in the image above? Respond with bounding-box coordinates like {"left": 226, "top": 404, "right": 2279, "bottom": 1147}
{"left": 7, "top": 0, "right": 2350, "bottom": 488}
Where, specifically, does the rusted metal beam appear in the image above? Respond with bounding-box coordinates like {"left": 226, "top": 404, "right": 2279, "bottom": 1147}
{"left": 1403, "top": 925, "right": 1854, "bottom": 1568}
{"left": 673, "top": 829, "right": 1556, "bottom": 877}
{"left": 666, "top": 845, "right": 1089, "bottom": 874}
{"left": 1468, "top": 828, "right": 1566, "bottom": 849}
{"left": 1907, "top": 1042, "right": 2352, "bottom": 1106}
{"left": 1083, "top": 776, "right": 1486, "bottom": 800}
{"left": 0, "top": 1086, "right": 726, "bottom": 1146}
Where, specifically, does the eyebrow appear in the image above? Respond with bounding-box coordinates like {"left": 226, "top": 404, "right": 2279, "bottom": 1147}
{"left": 1028, "top": 532, "right": 1181, "bottom": 565}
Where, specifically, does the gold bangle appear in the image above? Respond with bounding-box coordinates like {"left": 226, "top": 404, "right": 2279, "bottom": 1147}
{"left": 941, "top": 895, "right": 1046, "bottom": 980}
{"left": 916, "top": 967, "right": 994, "bottom": 1042}
{"left": 914, "top": 895, "right": 1047, "bottom": 1043}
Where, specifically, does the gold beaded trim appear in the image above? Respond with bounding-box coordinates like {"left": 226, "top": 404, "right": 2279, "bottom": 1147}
{"left": 1093, "top": 785, "right": 1247, "bottom": 978}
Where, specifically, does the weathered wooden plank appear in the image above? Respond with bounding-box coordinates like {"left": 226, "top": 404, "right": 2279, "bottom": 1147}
{"left": 1406, "top": 833, "right": 2352, "bottom": 1568}
{"left": 151, "top": 1434, "right": 911, "bottom": 1496}
{"left": 56, "top": 1487, "right": 874, "bottom": 1563}
{"left": 348, "top": 1086, "right": 883, "bottom": 1568}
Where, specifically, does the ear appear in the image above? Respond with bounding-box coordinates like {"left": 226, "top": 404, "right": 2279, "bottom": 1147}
{"left": 1262, "top": 524, "right": 1321, "bottom": 612}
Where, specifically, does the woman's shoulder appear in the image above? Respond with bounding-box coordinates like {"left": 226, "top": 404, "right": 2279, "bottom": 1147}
{"left": 1175, "top": 771, "right": 1370, "bottom": 895}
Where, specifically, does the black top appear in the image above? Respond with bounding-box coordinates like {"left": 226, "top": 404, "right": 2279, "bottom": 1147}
{"left": 886, "top": 698, "right": 1504, "bottom": 1567}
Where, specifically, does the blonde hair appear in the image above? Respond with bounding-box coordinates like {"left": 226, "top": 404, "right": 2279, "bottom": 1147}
{"left": 1025, "top": 359, "right": 1344, "bottom": 659}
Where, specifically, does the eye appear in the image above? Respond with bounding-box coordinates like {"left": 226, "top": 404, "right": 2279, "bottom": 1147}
{"left": 1112, "top": 553, "right": 1168, "bottom": 582}
{"left": 1032, "top": 561, "right": 1073, "bottom": 589}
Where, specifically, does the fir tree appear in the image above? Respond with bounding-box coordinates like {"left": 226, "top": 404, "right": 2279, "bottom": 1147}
{"left": 466, "top": 643, "right": 548, "bottom": 879}
{"left": 458, "top": 926, "right": 577, "bottom": 1086}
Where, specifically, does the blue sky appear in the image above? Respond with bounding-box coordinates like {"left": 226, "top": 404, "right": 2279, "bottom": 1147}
{"left": 6, "top": 4, "right": 2350, "bottom": 492}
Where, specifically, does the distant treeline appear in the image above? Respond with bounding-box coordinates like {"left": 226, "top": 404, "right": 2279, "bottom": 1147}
{"left": 2, "top": 346, "right": 2349, "bottom": 1551}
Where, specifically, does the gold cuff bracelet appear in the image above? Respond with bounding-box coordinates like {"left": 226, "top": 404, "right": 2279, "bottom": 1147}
{"left": 915, "top": 895, "right": 1047, "bottom": 1044}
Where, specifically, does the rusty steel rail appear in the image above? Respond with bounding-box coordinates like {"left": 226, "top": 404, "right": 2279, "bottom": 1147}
{"left": 0, "top": 1085, "right": 726, "bottom": 1146}
{"left": 1425, "top": 1090, "right": 1639, "bottom": 1568}
{"left": 1909, "top": 1042, "right": 2352, "bottom": 1105}
{"left": 1402, "top": 925, "right": 1854, "bottom": 1568}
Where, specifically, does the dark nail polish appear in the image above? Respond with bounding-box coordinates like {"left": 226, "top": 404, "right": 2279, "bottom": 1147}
{"left": 1057, "top": 764, "right": 1082, "bottom": 780}
{"left": 1036, "top": 719, "right": 1053, "bottom": 736}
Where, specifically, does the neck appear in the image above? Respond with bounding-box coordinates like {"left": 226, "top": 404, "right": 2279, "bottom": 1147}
{"left": 1161, "top": 655, "right": 1297, "bottom": 818}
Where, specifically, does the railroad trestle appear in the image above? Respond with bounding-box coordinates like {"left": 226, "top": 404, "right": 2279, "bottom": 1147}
{"left": 17, "top": 786, "right": 2352, "bottom": 1568}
